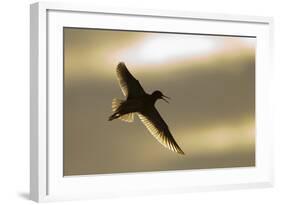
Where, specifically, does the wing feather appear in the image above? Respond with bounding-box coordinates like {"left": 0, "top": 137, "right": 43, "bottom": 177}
{"left": 138, "top": 108, "right": 184, "bottom": 155}
{"left": 116, "top": 62, "right": 146, "bottom": 98}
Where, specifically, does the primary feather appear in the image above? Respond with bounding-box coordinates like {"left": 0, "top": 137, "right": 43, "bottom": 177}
{"left": 138, "top": 108, "right": 184, "bottom": 155}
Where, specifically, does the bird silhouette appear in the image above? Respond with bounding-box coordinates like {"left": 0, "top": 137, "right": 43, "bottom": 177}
{"left": 108, "top": 62, "right": 184, "bottom": 155}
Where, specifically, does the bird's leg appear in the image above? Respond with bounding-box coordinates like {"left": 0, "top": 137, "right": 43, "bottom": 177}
{"left": 108, "top": 112, "right": 121, "bottom": 121}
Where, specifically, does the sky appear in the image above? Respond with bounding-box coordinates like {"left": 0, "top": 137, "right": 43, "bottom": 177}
{"left": 63, "top": 28, "right": 256, "bottom": 176}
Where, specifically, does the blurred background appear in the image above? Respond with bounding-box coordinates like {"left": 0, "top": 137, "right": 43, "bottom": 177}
{"left": 63, "top": 28, "right": 255, "bottom": 176}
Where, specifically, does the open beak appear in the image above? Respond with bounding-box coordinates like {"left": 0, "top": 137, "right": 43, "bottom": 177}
{"left": 161, "top": 95, "right": 171, "bottom": 103}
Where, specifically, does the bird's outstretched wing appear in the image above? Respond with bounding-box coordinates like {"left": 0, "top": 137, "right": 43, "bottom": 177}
{"left": 116, "top": 62, "right": 146, "bottom": 99}
{"left": 138, "top": 108, "right": 184, "bottom": 155}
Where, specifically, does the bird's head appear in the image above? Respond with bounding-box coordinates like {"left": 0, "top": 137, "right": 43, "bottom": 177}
{"left": 152, "top": 90, "right": 171, "bottom": 103}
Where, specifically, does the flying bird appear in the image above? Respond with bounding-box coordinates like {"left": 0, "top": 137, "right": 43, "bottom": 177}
{"left": 108, "top": 62, "right": 184, "bottom": 155}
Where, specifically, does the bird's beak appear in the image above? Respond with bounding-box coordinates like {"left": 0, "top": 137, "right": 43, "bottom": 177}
{"left": 161, "top": 95, "right": 170, "bottom": 103}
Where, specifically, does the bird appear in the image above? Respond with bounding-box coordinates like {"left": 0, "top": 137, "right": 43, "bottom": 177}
{"left": 108, "top": 62, "right": 184, "bottom": 155}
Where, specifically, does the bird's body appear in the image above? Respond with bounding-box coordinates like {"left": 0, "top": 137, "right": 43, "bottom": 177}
{"left": 109, "top": 62, "right": 184, "bottom": 155}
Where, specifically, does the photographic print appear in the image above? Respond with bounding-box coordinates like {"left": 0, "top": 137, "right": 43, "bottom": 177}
{"left": 63, "top": 28, "right": 255, "bottom": 176}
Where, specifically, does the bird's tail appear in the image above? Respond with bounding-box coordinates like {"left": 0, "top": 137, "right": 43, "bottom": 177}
{"left": 109, "top": 99, "right": 134, "bottom": 122}
{"left": 112, "top": 98, "right": 124, "bottom": 112}
{"left": 108, "top": 99, "right": 123, "bottom": 121}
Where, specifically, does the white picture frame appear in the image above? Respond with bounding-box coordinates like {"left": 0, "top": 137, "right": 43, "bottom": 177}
{"left": 30, "top": 2, "right": 274, "bottom": 202}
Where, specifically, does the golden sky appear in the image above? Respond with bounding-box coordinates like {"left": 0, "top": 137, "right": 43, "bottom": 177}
{"left": 63, "top": 28, "right": 255, "bottom": 176}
